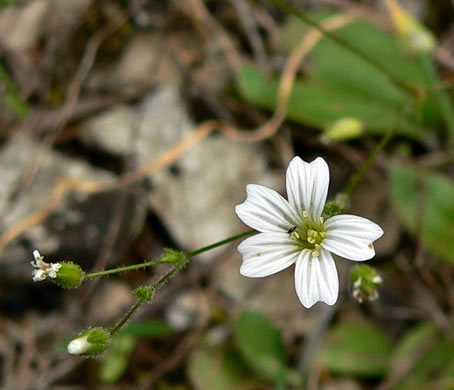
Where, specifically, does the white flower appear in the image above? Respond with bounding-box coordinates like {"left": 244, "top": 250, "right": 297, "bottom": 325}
{"left": 235, "top": 156, "right": 384, "bottom": 308}
{"left": 31, "top": 250, "right": 61, "bottom": 282}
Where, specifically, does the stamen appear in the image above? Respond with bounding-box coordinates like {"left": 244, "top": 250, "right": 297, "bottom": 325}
{"left": 319, "top": 216, "right": 324, "bottom": 224}
{"left": 291, "top": 231, "right": 301, "bottom": 240}
{"left": 302, "top": 210, "right": 309, "bottom": 218}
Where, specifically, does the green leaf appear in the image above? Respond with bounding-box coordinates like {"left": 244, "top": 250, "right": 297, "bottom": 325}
{"left": 236, "top": 65, "right": 425, "bottom": 141}
{"left": 391, "top": 322, "right": 438, "bottom": 368}
{"left": 386, "top": 322, "right": 454, "bottom": 390}
{"left": 99, "top": 335, "right": 135, "bottom": 384}
{"left": 394, "top": 339, "right": 454, "bottom": 390}
{"left": 318, "top": 321, "right": 392, "bottom": 377}
{"left": 187, "top": 345, "right": 259, "bottom": 390}
{"left": 233, "top": 311, "right": 286, "bottom": 385}
{"left": 117, "top": 319, "right": 174, "bottom": 338}
{"left": 238, "top": 14, "right": 442, "bottom": 139}
{"left": 390, "top": 163, "right": 454, "bottom": 263}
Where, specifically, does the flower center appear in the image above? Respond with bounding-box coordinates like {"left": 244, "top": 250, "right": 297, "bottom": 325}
{"left": 288, "top": 214, "right": 326, "bottom": 257}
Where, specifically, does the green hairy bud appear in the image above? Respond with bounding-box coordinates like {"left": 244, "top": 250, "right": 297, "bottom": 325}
{"left": 55, "top": 262, "right": 85, "bottom": 288}
{"left": 67, "top": 327, "right": 111, "bottom": 357}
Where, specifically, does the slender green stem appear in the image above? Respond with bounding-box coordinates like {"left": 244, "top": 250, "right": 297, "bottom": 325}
{"left": 99, "top": 230, "right": 256, "bottom": 336}
{"left": 420, "top": 55, "right": 454, "bottom": 144}
{"left": 344, "top": 124, "right": 394, "bottom": 197}
{"left": 265, "top": 0, "right": 418, "bottom": 97}
{"left": 154, "top": 267, "right": 178, "bottom": 290}
{"left": 187, "top": 230, "right": 255, "bottom": 258}
{"left": 110, "top": 296, "right": 146, "bottom": 336}
{"left": 110, "top": 266, "right": 179, "bottom": 336}
{"left": 85, "top": 260, "right": 172, "bottom": 279}
{"left": 85, "top": 230, "right": 255, "bottom": 279}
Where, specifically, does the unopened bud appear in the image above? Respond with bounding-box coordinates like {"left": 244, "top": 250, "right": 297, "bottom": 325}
{"left": 322, "top": 117, "right": 364, "bottom": 143}
{"left": 67, "top": 327, "right": 111, "bottom": 357}
{"left": 385, "top": 0, "right": 435, "bottom": 55}
{"left": 351, "top": 265, "right": 383, "bottom": 303}
{"left": 323, "top": 193, "right": 350, "bottom": 217}
{"left": 159, "top": 248, "right": 187, "bottom": 271}
{"left": 133, "top": 286, "right": 154, "bottom": 302}
{"left": 55, "top": 262, "right": 85, "bottom": 288}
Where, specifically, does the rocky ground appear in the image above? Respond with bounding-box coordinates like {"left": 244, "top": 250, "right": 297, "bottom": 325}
{"left": 1, "top": 1, "right": 454, "bottom": 389}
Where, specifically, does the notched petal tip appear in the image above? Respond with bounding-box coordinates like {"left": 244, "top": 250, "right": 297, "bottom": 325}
{"left": 294, "top": 250, "right": 339, "bottom": 309}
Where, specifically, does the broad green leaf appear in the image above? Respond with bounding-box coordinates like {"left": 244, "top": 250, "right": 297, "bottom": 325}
{"left": 387, "top": 322, "right": 454, "bottom": 390}
{"left": 395, "top": 339, "right": 454, "bottom": 390}
{"left": 390, "top": 163, "right": 454, "bottom": 262}
{"left": 391, "top": 322, "right": 438, "bottom": 367}
{"left": 99, "top": 335, "right": 135, "bottom": 384}
{"left": 233, "top": 311, "right": 285, "bottom": 384}
{"left": 237, "top": 65, "right": 425, "bottom": 141}
{"left": 117, "top": 319, "right": 174, "bottom": 338}
{"left": 318, "top": 321, "right": 392, "bottom": 377}
{"left": 187, "top": 345, "right": 259, "bottom": 390}
{"left": 240, "top": 14, "right": 442, "bottom": 138}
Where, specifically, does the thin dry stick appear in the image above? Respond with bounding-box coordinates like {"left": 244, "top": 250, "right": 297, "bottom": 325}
{"left": 0, "top": 14, "right": 356, "bottom": 255}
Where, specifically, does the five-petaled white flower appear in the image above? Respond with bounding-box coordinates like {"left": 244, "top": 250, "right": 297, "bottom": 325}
{"left": 31, "top": 250, "right": 61, "bottom": 282}
{"left": 235, "top": 156, "right": 384, "bottom": 308}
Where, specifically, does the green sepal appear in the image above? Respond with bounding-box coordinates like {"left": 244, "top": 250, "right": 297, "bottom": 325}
{"left": 54, "top": 262, "right": 85, "bottom": 288}
{"left": 133, "top": 286, "right": 154, "bottom": 302}
{"left": 68, "top": 327, "right": 111, "bottom": 357}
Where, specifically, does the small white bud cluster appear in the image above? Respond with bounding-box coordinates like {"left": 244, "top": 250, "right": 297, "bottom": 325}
{"left": 31, "top": 250, "right": 61, "bottom": 282}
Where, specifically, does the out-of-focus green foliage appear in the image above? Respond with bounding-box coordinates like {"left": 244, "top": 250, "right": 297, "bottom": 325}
{"left": 117, "top": 319, "right": 174, "bottom": 338}
{"left": 233, "top": 310, "right": 285, "bottom": 384}
{"left": 236, "top": 14, "right": 443, "bottom": 141}
{"left": 391, "top": 323, "right": 454, "bottom": 389}
{"left": 318, "top": 321, "right": 392, "bottom": 377}
{"left": 99, "top": 335, "right": 135, "bottom": 383}
{"left": 0, "top": 0, "right": 18, "bottom": 10}
{"left": 390, "top": 163, "right": 454, "bottom": 263}
{"left": 0, "top": 64, "right": 29, "bottom": 118}
{"left": 187, "top": 311, "right": 303, "bottom": 389}
{"left": 187, "top": 345, "right": 259, "bottom": 390}
{"left": 98, "top": 319, "right": 174, "bottom": 384}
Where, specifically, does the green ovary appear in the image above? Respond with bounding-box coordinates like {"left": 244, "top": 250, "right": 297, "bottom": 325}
{"left": 290, "top": 219, "right": 326, "bottom": 256}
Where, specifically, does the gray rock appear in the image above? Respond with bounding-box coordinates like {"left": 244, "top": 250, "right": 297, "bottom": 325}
{"left": 0, "top": 0, "right": 48, "bottom": 51}
{"left": 87, "top": 280, "right": 135, "bottom": 324}
{"left": 81, "top": 86, "right": 278, "bottom": 258}
{"left": 88, "top": 33, "right": 182, "bottom": 91}
{"left": 0, "top": 134, "right": 147, "bottom": 282}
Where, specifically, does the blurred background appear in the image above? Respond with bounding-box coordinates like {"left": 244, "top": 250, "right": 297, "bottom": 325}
{"left": 1, "top": 0, "right": 454, "bottom": 389}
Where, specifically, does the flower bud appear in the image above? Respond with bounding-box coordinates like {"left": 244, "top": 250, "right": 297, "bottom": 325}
{"left": 385, "top": 0, "right": 435, "bottom": 55}
{"left": 350, "top": 265, "right": 383, "bottom": 303}
{"left": 322, "top": 117, "right": 364, "bottom": 143}
{"left": 160, "top": 248, "right": 187, "bottom": 271}
{"left": 323, "top": 193, "right": 350, "bottom": 217}
{"left": 133, "top": 286, "right": 154, "bottom": 302}
{"left": 67, "top": 327, "right": 111, "bottom": 357}
{"left": 55, "top": 262, "right": 85, "bottom": 288}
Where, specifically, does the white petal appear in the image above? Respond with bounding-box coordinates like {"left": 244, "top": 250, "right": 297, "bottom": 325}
{"left": 286, "top": 156, "right": 330, "bottom": 221}
{"left": 236, "top": 184, "right": 300, "bottom": 233}
{"left": 294, "top": 249, "right": 339, "bottom": 308}
{"left": 238, "top": 232, "right": 300, "bottom": 277}
{"left": 323, "top": 215, "right": 384, "bottom": 261}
